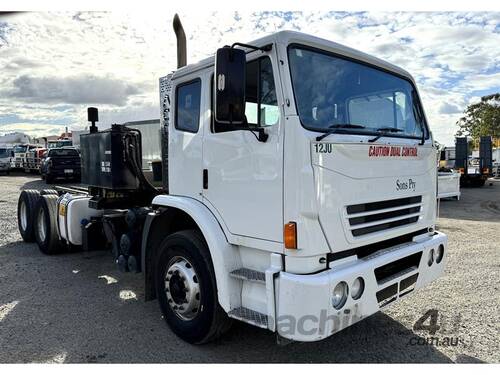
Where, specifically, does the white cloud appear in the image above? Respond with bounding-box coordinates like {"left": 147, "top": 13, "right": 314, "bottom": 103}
{"left": 0, "top": 11, "right": 499, "bottom": 146}
{"left": 0, "top": 122, "right": 67, "bottom": 137}
{"left": 5, "top": 74, "right": 140, "bottom": 105}
{"left": 439, "top": 103, "right": 462, "bottom": 115}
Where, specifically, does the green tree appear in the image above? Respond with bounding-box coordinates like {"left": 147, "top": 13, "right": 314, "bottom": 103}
{"left": 456, "top": 93, "right": 500, "bottom": 140}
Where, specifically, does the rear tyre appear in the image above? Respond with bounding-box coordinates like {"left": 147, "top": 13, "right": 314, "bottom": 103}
{"left": 17, "top": 190, "right": 41, "bottom": 242}
{"left": 34, "top": 194, "right": 65, "bottom": 255}
{"left": 154, "top": 230, "right": 232, "bottom": 344}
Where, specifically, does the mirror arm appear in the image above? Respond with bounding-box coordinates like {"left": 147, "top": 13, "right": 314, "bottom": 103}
{"left": 257, "top": 128, "right": 269, "bottom": 142}
{"left": 244, "top": 128, "right": 269, "bottom": 143}
{"left": 230, "top": 119, "right": 268, "bottom": 143}
{"left": 230, "top": 42, "right": 272, "bottom": 53}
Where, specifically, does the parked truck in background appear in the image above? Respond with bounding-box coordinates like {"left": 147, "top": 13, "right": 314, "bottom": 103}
{"left": 491, "top": 148, "right": 500, "bottom": 178}
{"left": 25, "top": 146, "right": 46, "bottom": 173}
{"left": 16, "top": 15, "right": 447, "bottom": 344}
{"left": 0, "top": 146, "right": 13, "bottom": 174}
{"left": 455, "top": 136, "right": 493, "bottom": 187}
{"left": 11, "top": 143, "right": 43, "bottom": 171}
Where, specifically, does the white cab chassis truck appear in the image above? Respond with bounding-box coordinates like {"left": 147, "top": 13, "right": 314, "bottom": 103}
{"left": 17, "top": 16, "right": 447, "bottom": 344}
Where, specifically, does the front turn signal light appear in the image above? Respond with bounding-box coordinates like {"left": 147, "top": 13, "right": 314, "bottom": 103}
{"left": 459, "top": 168, "right": 464, "bottom": 174}
{"left": 284, "top": 222, "right": 297, "bottom": 249}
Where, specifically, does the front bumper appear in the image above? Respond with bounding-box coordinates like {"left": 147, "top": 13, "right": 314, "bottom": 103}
{"left": 276, "top": 231, "right": 447, "bottom": 342}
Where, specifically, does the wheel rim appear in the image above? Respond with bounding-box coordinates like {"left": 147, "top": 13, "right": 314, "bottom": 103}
{"left": 20, "top": 200, "right": 28, "bottom": 231}
{"left": 164, "top": 256, "right": 201, "bottom": 321}
{"left": 37, "top": 207, "right": 47, "bottom": 243}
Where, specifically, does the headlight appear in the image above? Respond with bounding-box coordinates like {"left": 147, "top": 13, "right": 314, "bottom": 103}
{"left": 351, "top": 277, "right": 364, "bottom": 300}
{"left": 332, "top": 281, "right": 348, "bottom": 309}
{"left": 428, "top": 248, "right": 435, "bottom": 266}
{"left": 436, "top": 245, "right": 444, "bottom": 264}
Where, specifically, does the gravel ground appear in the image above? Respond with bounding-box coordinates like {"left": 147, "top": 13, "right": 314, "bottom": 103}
{"left": 0, "top": 172, "right": 498, "bottom": 363}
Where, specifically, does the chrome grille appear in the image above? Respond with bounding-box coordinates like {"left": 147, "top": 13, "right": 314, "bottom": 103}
{"left": 346, "top": 196, "right": 422, "bottom": 237}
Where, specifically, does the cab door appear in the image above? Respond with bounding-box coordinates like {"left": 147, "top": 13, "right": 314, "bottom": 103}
{"left": 202, "top": 53, "right": 284, "bottom": 243}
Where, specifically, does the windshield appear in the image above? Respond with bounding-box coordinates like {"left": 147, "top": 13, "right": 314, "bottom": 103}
{"left": 13, "top": 145, "right": 27, "bottom": 153}
{"left": 49, "top": 148, "right": 79, "bottom": 157}
{"left": 0, "top": 148, "right": 10, "bottom": 158}
{"left": 288, "top": 45, "right": 427, "bottom": 139}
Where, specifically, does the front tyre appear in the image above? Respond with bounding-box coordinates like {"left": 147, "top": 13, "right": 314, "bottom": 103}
{"left": 154, "top": 230, "right": 231, "bottom": 344}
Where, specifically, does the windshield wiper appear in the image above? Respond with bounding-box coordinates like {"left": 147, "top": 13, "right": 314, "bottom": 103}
{"left": 368, "top": 127, "right": 403, "bottom": 143}
{"left": 315, "top": 123, "right": 366, "bottom": 142}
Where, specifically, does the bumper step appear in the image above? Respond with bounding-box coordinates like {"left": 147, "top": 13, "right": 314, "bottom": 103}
{"left": 228, "top": 307, "right": 268, "bottom": 329}
{"left": 230, "top": 268, "right": 265, "bottom": 284}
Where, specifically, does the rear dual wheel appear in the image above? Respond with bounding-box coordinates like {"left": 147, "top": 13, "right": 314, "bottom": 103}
{"left": 34, "top": 194, "right": 65, "bottom": 255}
{"left": 18, "top": 190, "right": 41, "bottom": 242}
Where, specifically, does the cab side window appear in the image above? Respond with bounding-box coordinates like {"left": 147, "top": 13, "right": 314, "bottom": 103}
{"left": 244, "top": 57, "right": 279, "bottom": 127}
{"left": 212, "top": 56, "right": 278, "bottom": 132}
{"left": 176, "top": 79, "right": 201, "bottom": 133}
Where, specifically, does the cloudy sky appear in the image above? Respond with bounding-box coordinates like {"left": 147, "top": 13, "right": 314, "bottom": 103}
{"left": 0, "top": 11, "right": 499, "bottom": 145}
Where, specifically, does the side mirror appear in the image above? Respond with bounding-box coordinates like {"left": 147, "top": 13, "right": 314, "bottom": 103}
{"left": 214, "top": 46, "right": 246, "bottom": 125}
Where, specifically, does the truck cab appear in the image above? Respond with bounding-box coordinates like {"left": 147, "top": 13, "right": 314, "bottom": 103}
{"left": 11, "top": 143, "right": 28, "bottom": 169}
{"left": 0, "top": 146, "right": 13, "bottom": 174}
{"left": 154, "top": 30, "right": 447, "bottom": 341}
{"left": 11, "top": 143, "right": 43, "bottom": 171}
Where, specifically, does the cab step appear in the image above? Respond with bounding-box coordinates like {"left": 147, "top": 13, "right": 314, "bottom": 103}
{"left": 228, "top": 307, "right": 268, "bottom": 329}
{"left": 229, "top": 268, "right": 265, "bottom": 284}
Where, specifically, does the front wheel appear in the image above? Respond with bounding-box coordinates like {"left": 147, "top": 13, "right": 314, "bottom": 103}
{"left": 154, "top": 230, "right": 231, "bottom": 344}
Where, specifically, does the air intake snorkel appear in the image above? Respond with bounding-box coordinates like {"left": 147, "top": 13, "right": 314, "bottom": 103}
{"left": 173, "top": 14, "right": 187, "bottom": 68}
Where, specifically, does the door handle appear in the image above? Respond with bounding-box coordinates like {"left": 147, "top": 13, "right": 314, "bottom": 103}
{"left": 203, "top": 169, "right": 208, "bottom": 189}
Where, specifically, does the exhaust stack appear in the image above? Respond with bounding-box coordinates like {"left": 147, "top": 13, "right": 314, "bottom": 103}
{"left": 173, "top": 14, "right": 187, "bottom": 68}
